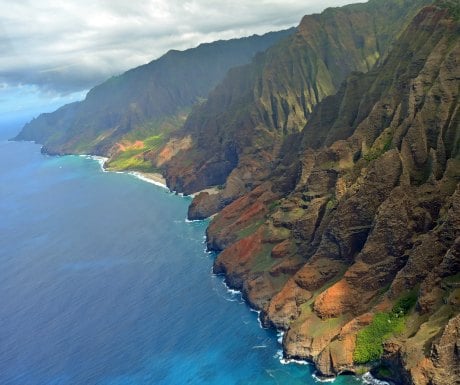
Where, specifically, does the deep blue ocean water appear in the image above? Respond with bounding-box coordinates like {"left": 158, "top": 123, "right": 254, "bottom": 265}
{"left": 0, "top": 120, "right": 365, "bottom": 385}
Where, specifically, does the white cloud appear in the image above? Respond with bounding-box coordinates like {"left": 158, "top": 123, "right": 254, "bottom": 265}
{"left": 0, "top": 0, "right": 353, "bottom": 94}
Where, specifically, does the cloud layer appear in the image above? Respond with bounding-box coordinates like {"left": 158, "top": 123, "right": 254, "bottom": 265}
{"left": 1, "top": 0, "right": 353, "bottom": 95}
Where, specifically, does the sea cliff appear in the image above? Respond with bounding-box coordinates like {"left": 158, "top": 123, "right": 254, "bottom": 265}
{"left": 14, "top": 1, "right": 459, "bottom": 384}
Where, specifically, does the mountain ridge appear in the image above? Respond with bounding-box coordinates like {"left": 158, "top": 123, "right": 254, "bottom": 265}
{"left": 15, "top": 28, "right": 294, "bottom": 158}
{"left": 13, "top": 1, "right": 459, "bottom": 385}
{"left": 208, "top": 4, "right": 459, "bottom": 384}
{"left": 161, "top": 0, "right": 431, "bottom": 219}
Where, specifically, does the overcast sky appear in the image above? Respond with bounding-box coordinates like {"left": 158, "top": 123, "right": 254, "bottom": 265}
{"left": 0, "top": 0, "right": 354, "bottom": 121}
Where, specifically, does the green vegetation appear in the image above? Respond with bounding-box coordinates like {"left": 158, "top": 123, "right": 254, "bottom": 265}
{"left": 393, "top": 291, "right": 418, "bottom": 315}
{"left": 326, "top": 196, "right": 338, "bottom": 210}
{"left": 236, "top": 220, "right": 264, "bottom": 240}
{"left": 106, "top": 153, "right": 153, "bottom": 172}
{"left": 126, "top": 110, "right": 189, "bottom": 142}
{"left": 363, "top": 140, "right": 392, "bottom": 162}
{"left": 354, "top": 313, "right": 404, "bottom": 363}
{"left": 105, "top": 134, "right": 163, "bottom": 172}
{"left": 268, "top": 200, "right": 281, "bottom": 212}
{"left": 353, "top": 291, "right": 418, "bottom": 363}
{"left": 104, "top": 109, "right": 190, "bottom": 173}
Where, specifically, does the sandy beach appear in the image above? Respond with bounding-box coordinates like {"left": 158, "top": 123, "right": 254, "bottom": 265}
{"left": 129, "top": 171, "right": 168, "bottom": 189}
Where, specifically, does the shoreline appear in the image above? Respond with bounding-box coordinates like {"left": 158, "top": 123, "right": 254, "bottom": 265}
{"left": 80, "top": 155, "right": 169, "bottom": 190}
{"left": 218, "top": 269, "right": 390, "bottom": 385}
{"left": 82, "top": 152, "right": 386, "bottom": 385}
{"left": 128, "top": 171, "right": 168, "bottom": 190}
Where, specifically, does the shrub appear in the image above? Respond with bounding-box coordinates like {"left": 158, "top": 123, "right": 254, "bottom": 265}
{"left": 392, "top": 291, "right": 418, "bottom": 315}
{"left": 353, "top": 313, "right": 404, "bottom": 363}
{"left": 353, "top": 292, "right": 418, "bottom": 363}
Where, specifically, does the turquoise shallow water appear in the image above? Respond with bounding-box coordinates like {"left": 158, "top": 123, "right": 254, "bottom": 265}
{"left": 0, "top": 121, "right": 365, "bottom": 385}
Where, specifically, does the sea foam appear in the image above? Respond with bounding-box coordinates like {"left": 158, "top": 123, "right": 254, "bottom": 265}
{"left": 80, "top": 155, "right": 108, "bottom": 172}
{"left": 362, "top": 372, "right": 391, "bottom": 385}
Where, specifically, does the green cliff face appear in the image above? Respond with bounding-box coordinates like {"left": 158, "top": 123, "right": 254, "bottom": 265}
{"left": 163, "top": 0, "right": 431, "bottom": 200}
{"left": 13, "top": 2, "right": 459, "bottom": 384}
{"left": 15, "top": 29, "right": 294, "bottom": 160}
{"left": 208, "top": 3, "right": 459, "bottom": 384}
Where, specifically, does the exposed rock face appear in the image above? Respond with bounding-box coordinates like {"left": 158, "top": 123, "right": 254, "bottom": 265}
{"left": 163, "top": 0, "right": 431, "bottom": 208}
{"left": 381, "top": 313, "right": 460, "bottom": 385}
{"left": 208, "top": 3, "right": 459, "bottom": 384}
{"left": 12, "top": 1, "right": 459, "bottom": 384}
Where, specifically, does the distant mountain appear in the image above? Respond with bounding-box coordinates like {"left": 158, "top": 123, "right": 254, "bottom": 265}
{"left": 15, "top": 28, "right": 294, "bottom": 160}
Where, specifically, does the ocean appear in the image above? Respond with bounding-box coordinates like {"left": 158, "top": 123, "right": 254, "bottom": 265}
{"left": 0, "top": 120, "right": 365, "bottom": 385}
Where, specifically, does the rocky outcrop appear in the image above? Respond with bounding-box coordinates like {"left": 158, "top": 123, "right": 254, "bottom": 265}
{"left": 209, "top": 3, "right": 459, "bottom": 384}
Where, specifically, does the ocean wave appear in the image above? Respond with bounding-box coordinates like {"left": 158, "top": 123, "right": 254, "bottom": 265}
{"left": 185, "top": 218, "right": 204, "bottom": 223}
{"left": 249, "top": 308, "right": 268, "bottom": 330}
{"left": 213, "top": 275, "right": 269, "bottom": 330}
{"left": 80, "top": 155, "right": 108, "bottom": 172}
{"left": 170, "top": 190, "right": 186, "bottom": 197}
{"left": 277, "top": 331, "right": 284, "bottom": 344}
{"left": 223, "top": 281, "right": 242, "bottom": 297}
{"left": 312, "top": 373, "right": 336, "bottom": 382}
{"left": 275, "top": 349, "right": 311, "bottom": 366}
{"left": 210, "top": 274, "right": 245, "bottom": 304}
{"left": 362, "top": 372, "right": 390, "bottom": 385}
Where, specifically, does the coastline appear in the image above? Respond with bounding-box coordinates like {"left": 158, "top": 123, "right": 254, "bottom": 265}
{"left": 80, "top": 155, "right": 169, "bottom": 190}
{"left": 128, "top": 171, "right": 168, "bottom": 190}
{"left": 217, "top": 264, "right": 391, "bottom": 385}
{"left": 82, "top": 152, "right": 387, "bottom": 385}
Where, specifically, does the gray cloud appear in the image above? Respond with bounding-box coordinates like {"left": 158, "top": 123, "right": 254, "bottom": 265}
{"left": 0, "top": 0, "right": 353, "bottom": 94}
